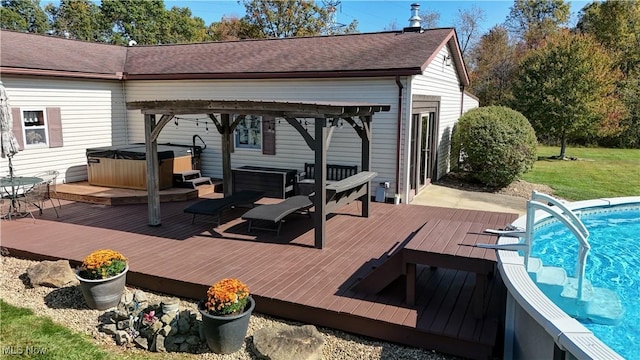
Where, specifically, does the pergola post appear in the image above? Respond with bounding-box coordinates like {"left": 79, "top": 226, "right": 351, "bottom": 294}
{"left": 144, "top": 114, "right": 161, "bottom": 226}
{"left": 313, "top": 117, "right": 328, "bottom": 249}
{"left": 220, "top": 113, "right": 233, "bottom": 197}
{"left": 361, "top": 115, "right": 372, "bottom": 217}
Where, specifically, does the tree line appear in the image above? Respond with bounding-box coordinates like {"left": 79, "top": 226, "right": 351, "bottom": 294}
{"left": 0, "top": 0, "right": 358, "bottom": 44}
{"left": 468, "top": 0, "right": 639, "bottom": 153}
{"left": 2, "top": 0, "right": 638, "bottom": 151}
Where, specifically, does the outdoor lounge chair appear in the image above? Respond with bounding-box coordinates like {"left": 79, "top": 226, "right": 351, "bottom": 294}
{"left": 242, "top": 195, "right": 313, "bottom": 236}
{"left": 183, "top": 190, "right": 264, "bottom": 226}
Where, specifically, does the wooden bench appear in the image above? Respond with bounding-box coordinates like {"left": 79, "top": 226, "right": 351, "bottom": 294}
{"left": 183, "top": 190, "right": 264, "bottom": 226}
{"left": 297, "top": 163, "right": 358, "bottom": 195}
{"left": 319, "top": 171, "right": 377, "bottom": 214}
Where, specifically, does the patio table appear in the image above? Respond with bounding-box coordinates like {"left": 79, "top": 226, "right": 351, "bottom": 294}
{"left": 0, "top": 176, "right": 43, "bottom": 220}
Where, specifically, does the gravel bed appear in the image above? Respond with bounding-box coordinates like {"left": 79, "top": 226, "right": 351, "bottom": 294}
{"left": 1, "top": 255, "right": 460, "bottom": 360}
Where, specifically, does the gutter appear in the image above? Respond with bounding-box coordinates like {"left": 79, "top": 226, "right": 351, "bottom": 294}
{"left": 123, "top": 69, "right": 422, "bottom": 81}
{"left": 395, "top": 76, "right": 403, "bottom": 200}
{"left": 0, "top": 67, "right": 123, "bottom": 80}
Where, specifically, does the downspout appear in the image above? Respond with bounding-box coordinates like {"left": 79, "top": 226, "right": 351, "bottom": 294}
{"left": 122, "top": 80, "right": 129, "bottom": 145}
{"left": 395, "top": 75, "right": 403, "bottom": 201}
{"left": 460, "top": 85, "right": 465, "bottom": 116}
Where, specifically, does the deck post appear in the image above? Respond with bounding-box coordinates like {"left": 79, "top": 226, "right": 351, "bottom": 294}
{"left": 406, "top": 262, "right": 416, "bottom": 306}
{"left": 314, "top": 117, "right": 328, "bottom": 249}
{"left": 361, "top": 115, "right": 372, "bottom": 216}
{"left": 220, "top": 113, "right": 233, "bottom": 197}
{"left": 144, "top": 114, "right": 161, "bottom": 226}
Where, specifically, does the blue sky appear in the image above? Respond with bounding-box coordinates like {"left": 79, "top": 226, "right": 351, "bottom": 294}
{"left": 165, "top": 0, "right": 591, "bottom": 34}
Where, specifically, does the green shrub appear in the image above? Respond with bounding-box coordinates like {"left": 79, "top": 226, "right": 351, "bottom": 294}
{"left": 452, "top": 106, "right": 537, "bottom": 187}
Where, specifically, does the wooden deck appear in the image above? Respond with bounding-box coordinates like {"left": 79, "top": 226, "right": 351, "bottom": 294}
{"left": 0, "top": 191, "right": 518, "bottom": 359}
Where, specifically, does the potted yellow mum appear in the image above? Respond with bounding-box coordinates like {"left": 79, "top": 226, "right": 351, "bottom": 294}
{"left": 198, "top": 278, "right": 254, "bottom": 354}
{"left": 75, "top": 249, "right": 128, "bottom": 310}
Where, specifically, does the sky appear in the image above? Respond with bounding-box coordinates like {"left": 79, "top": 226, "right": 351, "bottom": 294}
{"left": 164, "top": 0, "right": 592, "bottom": 34}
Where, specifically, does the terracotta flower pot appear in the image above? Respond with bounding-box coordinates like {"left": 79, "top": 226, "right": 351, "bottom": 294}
{"left": 198, "top": 296, "right": 255, "bottom": 354}
{"left": 76, "top": 265, "right": 128, "bottom": 310}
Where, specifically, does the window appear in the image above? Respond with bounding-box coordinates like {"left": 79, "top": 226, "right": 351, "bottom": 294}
{"left": 234, "top": 115, "right": 262, "bottom": 150}
{"left": 22, "top": 110, "right": 48, "bottom": 146}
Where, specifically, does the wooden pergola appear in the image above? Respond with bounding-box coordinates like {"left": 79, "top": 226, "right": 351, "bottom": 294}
{"left": 126, "top": 99, "right": 391, "bottom": 248}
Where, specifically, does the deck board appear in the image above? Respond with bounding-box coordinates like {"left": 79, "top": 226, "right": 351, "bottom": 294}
{"left": 1, "top": 187, "right": 518, "bottom": 360}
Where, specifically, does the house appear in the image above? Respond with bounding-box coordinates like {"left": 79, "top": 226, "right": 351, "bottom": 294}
{"left": 0, "top": 18, "right": 478, "bottom": 205}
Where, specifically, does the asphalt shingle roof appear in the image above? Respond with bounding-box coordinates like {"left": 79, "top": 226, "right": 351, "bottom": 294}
{"left": 0, "top": 31, "right": 127, "bottom": 78}
{"left": 1, "top": 28, "right": 464, "bottom": 82}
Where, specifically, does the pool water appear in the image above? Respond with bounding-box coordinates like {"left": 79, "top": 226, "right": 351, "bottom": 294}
{"left": 530, "top": 207, "right": 640, "bottom": 360}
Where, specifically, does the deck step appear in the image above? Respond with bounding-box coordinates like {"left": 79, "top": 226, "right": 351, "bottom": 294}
{"left": 184, "top": 176, "right": 213, "bottom": 189}
{"left": 176, "top": 169, "right": 201, "bottom": 178}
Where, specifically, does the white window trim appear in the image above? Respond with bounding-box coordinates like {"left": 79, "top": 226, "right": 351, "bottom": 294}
{"left": 21, "top": 109, "right": 49, "bottom": 148}
{"left": 234, "top": 114, "right": 263, "bottom": 151}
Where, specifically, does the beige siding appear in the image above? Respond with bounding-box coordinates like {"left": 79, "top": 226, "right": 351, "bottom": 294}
{"left": 0, "top": 76, "right": 126, "bottom": 183}
{"left": 409, "top": 44, "right": 464, "bottom": 185}
{"left": 125, "top": 78, "right": 400, "bottom": 190}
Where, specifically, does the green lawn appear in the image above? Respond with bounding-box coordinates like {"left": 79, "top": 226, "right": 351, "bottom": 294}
{"left": 521, "top": 146, "right": 640, "bottom": 200}
{"left": 0, "top": 300, "right": 193, "bottom": 360}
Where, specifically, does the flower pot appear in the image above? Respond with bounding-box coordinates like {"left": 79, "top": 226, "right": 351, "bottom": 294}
{"left": 76, "top": 265, "right": 128, "bottom": 310}
{"left": 198, "top": 296, "right": 255, "bottom": 354}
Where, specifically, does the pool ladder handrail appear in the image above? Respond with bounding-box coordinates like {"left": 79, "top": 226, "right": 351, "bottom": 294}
{"left": 525, "top": 191, "right": 591, "bottom": 300}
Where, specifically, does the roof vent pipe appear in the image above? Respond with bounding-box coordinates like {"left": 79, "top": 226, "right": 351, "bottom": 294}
{"left": 408, "top": 3, "right": 421, "bottom": 28}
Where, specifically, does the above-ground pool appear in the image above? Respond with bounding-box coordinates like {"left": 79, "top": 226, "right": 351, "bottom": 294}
{"left": 498, "top": 196, "right": 640, "bottom": 360}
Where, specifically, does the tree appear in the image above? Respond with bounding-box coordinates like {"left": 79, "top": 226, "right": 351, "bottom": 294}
{"left": 577, "top": 1, "right": 640, "bottom": 77}
{"left": 242, "top": 0, "right": 331, "bottom": 38}
{"left": 454, "top": 5, "right": 486, "bottom": 62}
{"left": 512, "top": 31, "right": 624, "bottom": 158}
{"left": 382, "top": 19, "right": 400, "bottom": 31}
{"left": 101, "top": 0, "right": 167, "bottom": 45}
{"left": 576, "top": 1, "right": 640, "bottom": 148}
{"left": 505, "top": 0, "right": 570, "bottom": 47}
{"left": 468, "top": 26, "right": 518, "bottom": 106}
{"left": 0, "top": 0, "right": 49, "bottom": 33}
{"left": 419, "top": 9, "right": 439, "bottom": 29}
{"left": 207, "top": 15, "right": 263, "bottom": 41}
{"left": 159, "top": 6, "right": 208, "bottom": 44}
{"left": 44, "top": 0, "right": 108, "bottom": 42}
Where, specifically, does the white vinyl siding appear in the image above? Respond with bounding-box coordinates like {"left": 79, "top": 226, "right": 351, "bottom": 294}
{"left": 463, "top": 92, "right": 479, "bottom": 114}
{"left": 124, "top": 78, "right": 400, "bottom": 191}
{"left": 0, "top": 76, "right": 126, "bottom": 183}
{"left": 410, "top": 44, "right": 464, "bottom": 182}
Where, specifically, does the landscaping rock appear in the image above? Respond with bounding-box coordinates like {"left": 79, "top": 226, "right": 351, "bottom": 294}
{"left": 26, "top": 260, "right": 79, "bottom": 288}
{"left": 253, "top": 324, "right": 324, "bottom": 360}
{"left": 101, "top": 323, "right": 118, "bottom": 336}
{"left": 134, "top": 336, "right": 149, "bottom": 350}
{"left": 115, "top": 330, "right": 130, "bottom": 345}
{"left": 121, "top": 289, "right": 134, "bottom": 305}
{"left": 133, "top": 290, "right": 148, "bottom": 303}
{"left": 162, "top": 298, "right": 180, "bottom": 314}
{"left": 177, "top": 317, "right": 190, "bottom": 334}
{"left": 151, "top": 334, "right": 166, "bottom": 352}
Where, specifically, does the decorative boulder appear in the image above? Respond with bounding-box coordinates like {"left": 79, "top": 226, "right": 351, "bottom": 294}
{"left": 26, "top": 260, "right": 79, "bottom": 288}
{"left": 253, "top": 324, "right": 324, "bottom": 360}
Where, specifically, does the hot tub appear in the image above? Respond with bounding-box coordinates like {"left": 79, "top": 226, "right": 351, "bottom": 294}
{"left": 86, "top": 145, "right": 193, "bottom": 190}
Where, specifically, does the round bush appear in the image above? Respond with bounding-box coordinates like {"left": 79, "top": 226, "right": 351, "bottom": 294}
{"left": 452, "top": 106, "right": 537, "bottom": 187}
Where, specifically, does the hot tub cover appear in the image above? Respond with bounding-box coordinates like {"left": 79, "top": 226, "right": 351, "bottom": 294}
{"left": 86, "top": 144, "right": 192, "bottom": 161}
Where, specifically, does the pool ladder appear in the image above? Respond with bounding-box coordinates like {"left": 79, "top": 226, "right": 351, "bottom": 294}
{"left": 523, "top": 191, "right": 623, "bottom": 325}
